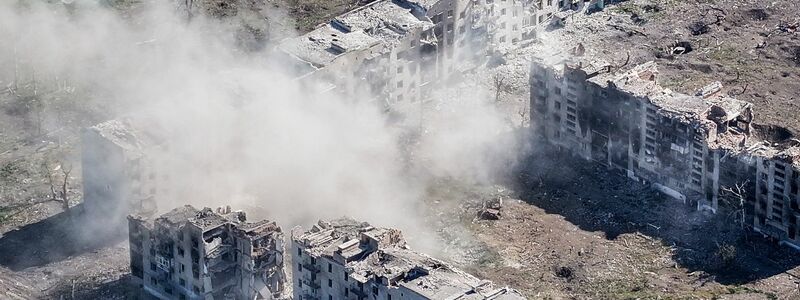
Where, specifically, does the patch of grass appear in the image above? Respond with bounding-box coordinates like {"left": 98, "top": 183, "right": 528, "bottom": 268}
{"left": 708, "top": 46, "right": 738, "bottom": 62}
{"left": 726, "top": 285, "right": 778, "bottom": 299}
{"left": 715, "top": 243, "right": 737, "bottom": 267}
{"left": 474, "top": 247, "right": 503, "bottom": 267}
{"left": 1, "top": 162, "right": 20, "bottom": 181}
{"left": 584, "top": 275, "right": 748, "bottom": 299}
{"left": 610, "top": 2, "right": 641, "bottom": 15}
{"left": 287, "top": 0, "right": 369, "bottom": 32}
{"left": 0, "top": 207, "right": 14, "bottom": 224}
{"left": 585, "top": 277, "right": 657, "bottom": 299}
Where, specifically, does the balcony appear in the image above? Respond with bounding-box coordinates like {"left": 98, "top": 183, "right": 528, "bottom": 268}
{"left": 302, "top": 278, "right": 321, "bottom": 289}
{"left": 155, "top": 255, "right": 172, "bottom": 272}
{"left": 302, "top": 261, "right": 321, "bottom": 273}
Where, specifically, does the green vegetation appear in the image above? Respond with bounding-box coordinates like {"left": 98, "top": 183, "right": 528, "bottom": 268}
{"left": 715, "top": 243, "right": 738, "bottom": 267}
{"left": 610, "top": 2, "right": 641, "bottom": 15}
{"left": 0, "top": 207, "right": 12, "bottom": 224}
{"left": 708, "top": 46, "right": 739, "bottom": 62}
{"left": 725, "top": 285, "right": 778, "bottom": 299}
{"left": 286, "top": 0, "right": 368, "bottom": 32}
{"left": 585, "top": 277, "right": 660, "bottom": 299}
{"left": 0, "top": 162, "right": 19, "bottom": 181}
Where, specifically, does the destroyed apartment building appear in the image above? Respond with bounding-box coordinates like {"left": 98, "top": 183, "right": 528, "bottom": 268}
{"left": 529, "top": 59, "right": 800, "bottom": 249}
{"left": 291, "top": 218, "right": 525, "bottom": 300}
{"left": 128, "top": 205, "right": 287, "bottom": 300}
{"left": 277, "top": 0, "right": 563, "bottom": 110}
{"left": 81, "top": 119, "right": 162, "bottom": 223}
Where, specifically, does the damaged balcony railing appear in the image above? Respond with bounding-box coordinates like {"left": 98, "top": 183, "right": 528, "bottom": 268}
{"left": 301, "top": 277, "right": 321, "bottom": 289}
{"left": 302, "top": 260, "right": 321, "bottom": 273}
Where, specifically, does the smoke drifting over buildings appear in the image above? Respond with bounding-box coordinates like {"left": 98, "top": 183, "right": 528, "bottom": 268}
{"left": 0, "top": 0, "right": 526, "bottom": 258}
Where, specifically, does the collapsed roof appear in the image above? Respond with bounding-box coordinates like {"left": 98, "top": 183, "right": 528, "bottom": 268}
{"left": 544, "top": 58, "right": 799, "bottom": 167}
{"left": 278, "top": 0, "right": 434, "bottom": 71}
{"left": 292, "top": 218, "right": 525, "bottom": 299}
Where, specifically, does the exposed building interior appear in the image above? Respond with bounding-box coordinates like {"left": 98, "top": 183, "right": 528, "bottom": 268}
{"left": 128, "top": 205, "right": 287, "bottom": 300}
{"left": 530, "top": 59, "right": 800, "bottom": 249}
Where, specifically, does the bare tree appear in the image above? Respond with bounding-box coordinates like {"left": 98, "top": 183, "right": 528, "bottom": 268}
{"left": 44, "top": 162, "right": 73, "bottom": 213}
{"left": 492, "top": 72, "right": 510, "bottom": 102}
{"left": 720, "top": 181, "right": 749, "bottom": 229}
{"left": 27, "top": 73, "right": 45, "bottom": 136}
{"left": 517, "top": 106, "right": 528, "bottom": 129}
{"left": 0, "top": 162, "right": 74, "bottom": 220}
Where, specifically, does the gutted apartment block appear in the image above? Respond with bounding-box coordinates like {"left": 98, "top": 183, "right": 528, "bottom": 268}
{"left": 291, "top": 218, "right": 525, "bottom": 300}
{"left": 737, "top": 141, "right": 800, "bottom": 246}
{"left": 529, "top": 59, "right": 800, "bottom": 249}
{"left": 128, "top": 205, "right": 287, "bottom": 300}
{"left": 82, "top": 119, "right": 159, "bottom": 223}
{"left": 278, "top": 0, "right": 561, "bottom": 111}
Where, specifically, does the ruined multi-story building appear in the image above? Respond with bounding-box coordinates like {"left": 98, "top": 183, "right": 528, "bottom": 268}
{"left": 727, "top": 138, "right": 800, "bottom": 247}
{"left": 128, "top": 205, "right": 287, "bottom": 300}
{"left": 81, "top": 119, "right": 160, "bottom": 223}
{"left": 529, "top": 59, "right": 800, "bottom": 249}
{"left": 278, "top": 0, "right": 563, "bottom": 111}
{"left": 291, "top": 218, "right": 525, "bottom": 300}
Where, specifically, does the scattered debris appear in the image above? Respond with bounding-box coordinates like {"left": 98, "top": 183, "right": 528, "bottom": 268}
{"left": 688, "top": 21, "right": 711, "bottom": 36}
{"left": 571, "top": 43, "right": 586, "bottom": 57}
{"left": 477, "top": 196, "right": 503, "bottom": 220}
{"left": 554, "top": 266, "right": 574, "bottom": 280}
{"left": 669, "top": 41, "right": 694, "bottom": 55}
{"left": 746, "top": 9, "right": 770, "bottom": 21}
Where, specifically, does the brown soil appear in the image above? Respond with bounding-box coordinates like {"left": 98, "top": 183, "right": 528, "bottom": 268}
{"left": 426, "top": 148, "right": 800, "bottom": 299}
{"left": 540, "top": 0, "right": 800, "bottom": 135}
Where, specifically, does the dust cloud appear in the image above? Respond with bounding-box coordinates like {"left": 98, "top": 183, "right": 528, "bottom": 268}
{"left": 0, "top": 1, "right": 523, "bottom": 253}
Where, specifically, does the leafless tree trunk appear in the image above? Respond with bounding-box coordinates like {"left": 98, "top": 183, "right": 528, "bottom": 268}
{"left": 492, "top": 73, "right": 508, "bottom": 102}
{"left": 45, "top": 162, "right": 73, "bottom": 213}
{"left": 721, "top": 182, "right": 748, "bottom": 229}
{"left": 517, "top": 106, "right": 528, "bottom": 129}
{"left": 31, "top": 67, "right": 44, "bottom": 136}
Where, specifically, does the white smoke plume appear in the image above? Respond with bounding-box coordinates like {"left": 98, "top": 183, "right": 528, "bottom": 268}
{"left": 0, "top": 0, "right": 522, "bottom": 253}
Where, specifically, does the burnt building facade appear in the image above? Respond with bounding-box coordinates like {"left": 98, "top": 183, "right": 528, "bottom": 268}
{"left": 529, "top": 59, "right": 800, "bottom": 249}
{"left": 128, "top": 205, "right": 287, "bottom": 300}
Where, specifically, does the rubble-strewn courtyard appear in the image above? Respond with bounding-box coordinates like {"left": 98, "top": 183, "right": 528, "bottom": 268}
{"left": 424, "top": 152, "right": 800, "bottom": 299}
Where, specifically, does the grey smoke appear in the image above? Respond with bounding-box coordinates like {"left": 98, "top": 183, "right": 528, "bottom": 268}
{"left": 0, "top": 0, "right": 522, "bottom": 255}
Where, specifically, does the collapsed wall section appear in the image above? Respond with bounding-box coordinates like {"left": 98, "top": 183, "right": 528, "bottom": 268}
{"left": 529, "top": 58, "right": 800, "bottom": 249}
{"left": 128, "top": 205, "right": 287, "bottom": 300}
